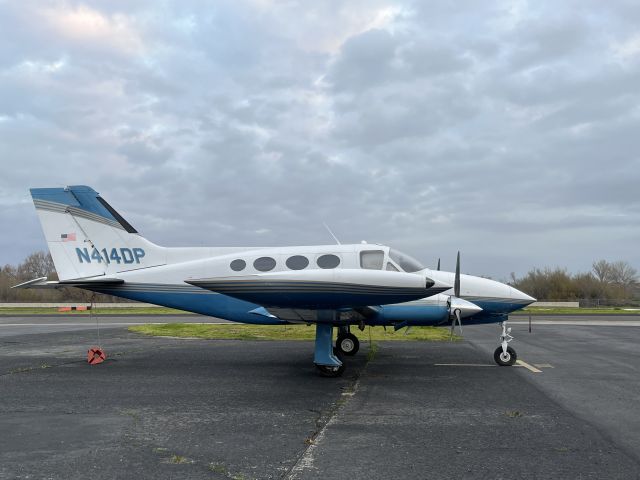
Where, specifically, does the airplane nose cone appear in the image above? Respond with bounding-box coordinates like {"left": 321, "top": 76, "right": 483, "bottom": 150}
{"left": 510, "top": 287, "right": 536, "bottom": 306}
{"left": 450, "top": 296, "right": 483, "bottom": 318}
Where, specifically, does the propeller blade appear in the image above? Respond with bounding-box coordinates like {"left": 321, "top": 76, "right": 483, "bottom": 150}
{"left": 436, "top": 258, "right": 440, "bottom": 271}
{"left": 450, "top": 309, "right": 463, "bottom": 339}
{"left": 455, "top": 308, "right": 463, "bottom": 336}
{"left": 454, "top": 251, "right": 460, "bottom": 298}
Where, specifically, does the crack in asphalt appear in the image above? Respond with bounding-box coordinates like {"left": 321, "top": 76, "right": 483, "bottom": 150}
{"left": 283, "top": 342, "right": 376, "bottom": 480}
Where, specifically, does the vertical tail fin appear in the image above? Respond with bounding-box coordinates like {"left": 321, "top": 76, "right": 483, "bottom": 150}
{"left": 31, "top": 185, "right": 165, "bottom": 281}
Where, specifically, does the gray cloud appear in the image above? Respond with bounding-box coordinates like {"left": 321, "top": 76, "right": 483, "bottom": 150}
{"left": 0, "top": 0, "right": 639, "bottom": 280}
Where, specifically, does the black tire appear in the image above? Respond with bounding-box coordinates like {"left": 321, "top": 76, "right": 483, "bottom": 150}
{"left": 316, "top": 349, "right": 345, "bottom": 377}
{"left": 315, "top": 363, "right": 345, "bottom": 377}
{"left": 494, "top": 346, "right": 517, "bottom": 366}
{"left": 336, "top": 333, "right": 359, "bottom": 356}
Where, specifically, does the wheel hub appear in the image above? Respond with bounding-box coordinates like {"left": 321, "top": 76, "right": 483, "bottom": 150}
{"left": 340, "top": 338, "right": 354, "bottom": 353}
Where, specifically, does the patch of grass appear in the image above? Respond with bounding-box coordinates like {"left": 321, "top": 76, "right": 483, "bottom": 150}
{"left": 120, "top": 409, "right": 141, "bottom": 422}
{"left": 168, "top": 454, "right": 190, "bottom": 464}
{"left": 366, "top": 342, "right": 379, "bottom": 361}
{"left": 128, "top": 323, "right": 460, "bottom": 342}
{"left": 8, "top": 363, "right": 53, "bottom": 374}
{"left": 505, "top": 410, "right": 523, "bottom": 418}
{"left": 208, "top": 463, "right": 227, "bottom": 474}
{"left": 0, "top": 307, "right": 190, "bottom": 315}
{"left": 9, "top": 366, "right": 32, "bottom": 374}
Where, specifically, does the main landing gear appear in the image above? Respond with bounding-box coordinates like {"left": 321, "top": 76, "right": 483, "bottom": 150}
{"left": 313, "top": 323, "right": 345, "bottom": 377}
{"left": 313, "top": 322, "right": 362, "bottom": 377}
{"left": 336, "top": 326, "right": 359, "bottom": 356}
{"left": 493, "top": 320, "right": 517, "bottom": 366}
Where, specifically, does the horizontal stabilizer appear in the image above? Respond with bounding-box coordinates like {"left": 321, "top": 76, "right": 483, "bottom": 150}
{"left": 11, "top": 276, "right": 50, "bottom": 289}
{"left": 12, "top": 276, "right": 124, "bottom": 289}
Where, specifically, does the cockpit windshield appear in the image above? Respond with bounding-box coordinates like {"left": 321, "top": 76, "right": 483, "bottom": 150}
{"left": 388, "top": 249, "right": 425, "bottom": 273}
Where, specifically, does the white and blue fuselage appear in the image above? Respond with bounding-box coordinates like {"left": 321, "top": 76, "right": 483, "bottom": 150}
{"left": 81, "top": 244, "right": 534, "bottom": 328}
{"left": 21, "top": 185, "right": 534, "bottom": 329}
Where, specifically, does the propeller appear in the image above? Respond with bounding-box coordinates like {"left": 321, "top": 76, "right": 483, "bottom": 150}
{"left": 450, "top": 309, "right": 462, "bottom": 338}
{"left": 446, "top": 251, "right": 482, "bottom": 339}
{"left": 436, "top": 258, "right": 440, "bottom": 271}
{"left": 450, "top": 251, "right": 463, "bottom": 339}
{"left": 454, "top": 251, "right": 460, "bottom": 297}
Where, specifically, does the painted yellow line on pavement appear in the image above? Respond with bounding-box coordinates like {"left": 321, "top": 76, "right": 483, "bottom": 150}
{"left": 516, "top": 360, "right": 542, "bottom": 373}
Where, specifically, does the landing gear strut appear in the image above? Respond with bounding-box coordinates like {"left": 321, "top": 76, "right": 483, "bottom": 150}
{"left": 316, "top": 348, "right": 345, "bottom": 377}
{"left": 493, "top": 320, "right": 517, "bottom": 366}
{"left": 314, "top": 322, "right": 345, "bottom": 377}
{"left": 336, "top": 326, "right": 359, "bottom": 356}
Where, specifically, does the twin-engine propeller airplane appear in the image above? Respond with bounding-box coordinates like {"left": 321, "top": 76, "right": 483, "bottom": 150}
{"left": 15, "top": 186, "right": 535, "bottom": 376}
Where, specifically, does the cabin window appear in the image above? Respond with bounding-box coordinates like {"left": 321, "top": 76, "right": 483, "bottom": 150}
{"left": 254, "top": 256, "right": 276, "bottom": 271}
{"left": 360, "top": 250, "right": 384, "bottom": 270}
{"left": 388, "top": 249, "right": 424, "bottom": 273}
{"left": 386, "top": 262, "right": 399, "bottom": 272}
{"left": 317, "top": 254, "right": 340, "bottom": 269}
{"left": 286, "top": 255, "right": 309, "bottom": 270}
{"left": 230, "top": 259, "right": 246, "bottom": 271}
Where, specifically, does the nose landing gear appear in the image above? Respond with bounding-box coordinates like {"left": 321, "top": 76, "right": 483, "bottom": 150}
{"left": 493, "top": 320, "right": 517, "bottom": 366}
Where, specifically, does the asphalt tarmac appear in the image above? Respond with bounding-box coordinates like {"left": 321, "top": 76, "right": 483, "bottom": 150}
{"left": 1, "top": 316, "right": 639, "bottom": 479}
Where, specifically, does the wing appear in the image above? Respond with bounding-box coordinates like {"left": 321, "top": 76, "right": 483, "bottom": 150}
{"left": 186, "top": 269, "right": 450, "bottom": 310}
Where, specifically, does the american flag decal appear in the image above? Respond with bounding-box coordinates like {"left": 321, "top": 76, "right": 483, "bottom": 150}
{"left": 61, "top": 233, "right": 77, "bottom": 242}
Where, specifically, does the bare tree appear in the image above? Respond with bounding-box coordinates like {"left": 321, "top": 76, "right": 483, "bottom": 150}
{"left": 609, "top": 261, "right": 638, "bottom": 287}
{"left": 592, "top": 259, "right": 613, "bottom": 283}
{"left": 16, "top": 251, "right": 56, "bottom": 280}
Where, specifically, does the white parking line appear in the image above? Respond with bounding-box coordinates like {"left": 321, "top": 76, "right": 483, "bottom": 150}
{"left": 435, "top": 361, "right": 546, "bottom": 374}
{"left": 510, "top": 320, "right": 640, "bottom": 326}
{"left": 434, "top": 363, "right": 496, "bottom": 367}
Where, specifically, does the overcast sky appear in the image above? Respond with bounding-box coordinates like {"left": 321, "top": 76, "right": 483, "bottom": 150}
{"left": 1, "top": 0, "right": 639, "bottom": 280}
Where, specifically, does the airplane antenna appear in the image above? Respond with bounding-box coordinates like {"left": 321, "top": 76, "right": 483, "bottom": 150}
{"left": 323, "top": 222, "right": 341, "bottom": 245}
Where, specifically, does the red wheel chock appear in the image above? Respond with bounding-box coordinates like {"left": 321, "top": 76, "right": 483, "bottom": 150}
{"left": 87, "top": 347, "right": 106, "bottom": 365}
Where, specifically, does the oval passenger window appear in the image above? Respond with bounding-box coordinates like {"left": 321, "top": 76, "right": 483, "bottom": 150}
{"left": 253, "top": 257, "right": 276, "bottom": 272}
{"left": 230, "top": 259, "right": 246, "bottom": 271}
{"left": 286, "top": 255, "right": 309, "bottom": 270}
{"left": 317, "top": 254, "right": 340, "bottom": 269}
